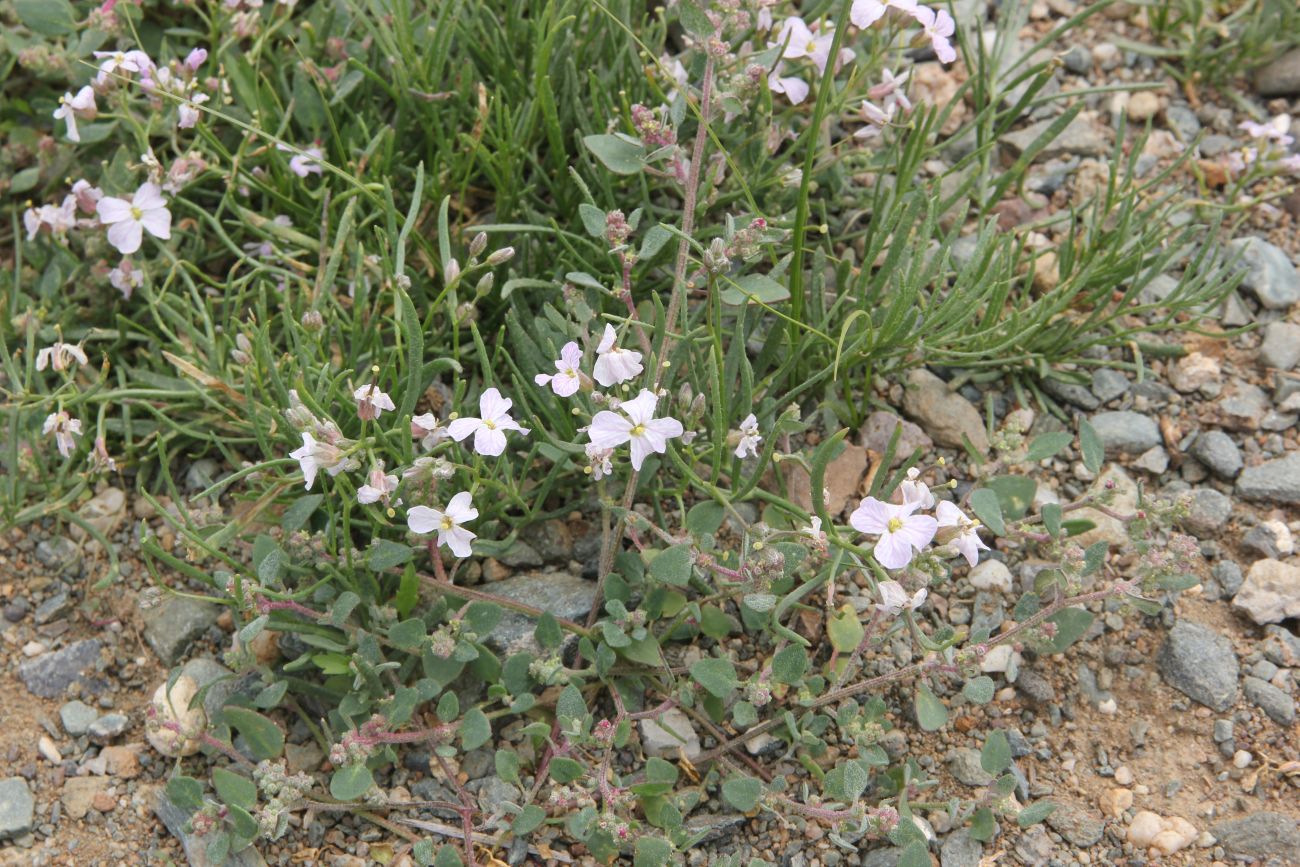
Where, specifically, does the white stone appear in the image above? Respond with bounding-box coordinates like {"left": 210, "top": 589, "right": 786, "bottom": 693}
{"left": 1169, "top": 352, "right": 1220, "bottom": 393}
{"left": 1114, "top": 765, "right": 1134, "bottom": 785}
{"left": 980, "top": 644, "right": 1018, "bottom": 673}
{"left": 1127, "top": 811, "right": 1197, "bottom": 855}
{"left": 146, "top": 675, "right": 206, "bottom": 757}
{"left": 38, "top": 735, "right": 62, "bottom": 764}
{"left": 22, "top": 641, "right": 47, "bottom": 657}
{"left": 1232, "top": 750, "right": 1253, "bottom": 769}
{"left": 1233, "top": 559, "right": 1300, "bottom": 625}
{"left": 969, "top": 560, "right": 1014, "bottom": 593}
{"left": 639, "top": 708, "right": 701, "bottom": 760}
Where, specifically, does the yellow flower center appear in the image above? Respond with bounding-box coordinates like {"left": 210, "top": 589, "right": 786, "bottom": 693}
{"left": 806, "top": 40, "right": 818, "bottom": 53}
{"left": 887, "top": 517, "right": 904, "bottom": 533}
{"left": 630, "top": 423, "right": 646, "bottom": 436}
{"left": 440, "top": 516, "right": 454, "bottom": 530}
{"left": 130, "top": 206, "right": 143, "bottom": 220}
{"left": 483, "top": 419, "right": 496, "bottom": 430}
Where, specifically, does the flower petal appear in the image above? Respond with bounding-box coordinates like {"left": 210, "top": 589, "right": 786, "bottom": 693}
{"left": 849, "top": 497, "right": 891, "bottom": 534}
{"left": 139, "top": 206, "right": 171, "bottom": 240}
{"left": 96, "top": 197, "right": 133, "bottom": 225}
{"left": 874, "top": 532, "right": 913, "bottom": 570}
{"left": 407, "top": 506, "right": 443, "bottom": 535}
{"left": 447, "top": 417, "right": 481, "bottom": 442}
{"left": 106, "top": 219, "right": 143, "bottom": 255}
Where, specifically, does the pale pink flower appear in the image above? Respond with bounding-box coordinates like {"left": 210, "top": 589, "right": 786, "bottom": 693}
{"left": 593, "top": 325, "right": 643, "bottom": 387}
{"left": 109, "top": 260, "right": 143, "bottom": 298}
{"left": 587, "top": 389, "right": 683, "bottom": 471}
{"left": 936, "top": 501, "right": 989, "bottom": 567}
{"left": 898, "top": 467, "right": 934, "bottom": 509}
{"left": 178, "top": 93, "right": 209, "bottom": 129}
{"left": 93, "top": 49, "right": 154, "bottom": 85}
{"left": 1239, "top": 117, "right": 1293, "bottom": 147}
{"left": 289, "top": 432, "right": 356, "bottom": 489}
{"left": 71, "top": 180, "right": 103, "bottom": 215}
{"left": 776, "top": 17, "right": 835, "bottom": 73}
{"left": 43, "top": 411, "right": 83, "bottom": 458}
{"left": 734, "top": 413, "right": 762, "bottom": 458}
{"left": 403, "top": 455, "right": 454, "bottom": 482}
{"left": 852, "top": 0, "right": 918, "bottom": 27}
{"left": 411, "top": 413, "right": 449, "bottom": 450}
{"left": 914, "top": 6, "right": 957, "bottom": 64}
{"left": 357, "top": 465, "right": 399, "bottom": 505}
{"left": 184, "top": 48, "right": 208, "bottom": 72}
{"left": 96, "top": 183, "right": 171, "bottom": 255}
{"left": 447, "top": 387, "right": 530, "bottom": 457}
{"left": 869, "top": 68, "right": 912, "bottom": 114}
{"left": 768, "top": 65, "right": 811, "bottom": 105}
{"left": 353, "top": 384, "right": 396, "bottom": 421}
{"left": 585, "top": 444, "right": 614, "bottom": 480}
{"left": 535, "top": 341, "right": 584, "bottom": 397}
{"left": 36, "top": 342, "right": 89, "bottom": 372}
{"left": 407, "top": 491, "right": 478, "bottom": 558}
{"left": 53, "top": 86, "right": 97, "bottom": 143}
{"left": 849, "top": 496, "right": 937, "bottom": 570}
{"left": 89, "top": 436, "right": 117, "bottom": 472}
{"left": 23, "top": 199, "right": 77, "bottom": 241}
{"left": 875, "top": 579, "right": 928, "bottom": 616}
{"left": 279, "top": 144, "right": 323, "bottom": 177}
{"left": 803, "top": 516, "right": 824, "bottom": 541}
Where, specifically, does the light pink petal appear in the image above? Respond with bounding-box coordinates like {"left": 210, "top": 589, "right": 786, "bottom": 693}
{"left": 933, "top": 37, "right": 957, "bottom": 64}
{"left": 106, "top": 220, "right": 143, "bottom": 255}
{"left": 629, "top": 436, "right": 653, "bottom": 471}
{"left": 445, "top": 491, "right": 478, "bottom": 523}
{"left": 447, "top": 417, "right": 481, "bottom": 442}
{"left": 850, "top": 0, "right": 887, "bottom": 27}
{"left": 553, "top": 374, "right": 579, "bottom": 397}
{"left": 96, "top": 197, "right": 133, "bottom": 224}
{"left": 897, "top": 515, "right": 938, "bottom": 551}
{"left": 620, "top": 390, "right": 659, "bottom": 426}
{"left": 535, "top": 373, "right": 554, "bottom": 387}
{"left": 597, "top": 324, "right": 617, "bottom": 354}
{"left": 473, "top": 426, "right": 507, "bottom": 456}
{"left": 849, "top": 497, "right": 891, "bottom": 534}
{"left": 588, "top": 412, "right": 633, "bottom": 449}
{"left": 955, "top": 533, "right": 988, "bottom": 568}
{"left": 441, "top": 525, "right": 476, "bottom": 558}
{"left": 935, "top": 500, "right": 962, "bottom": 528}
{"left": 139, "top": 206, "right": 171, "bottom": 240}
{"left": 478, "top": 387, "right": 510, "bottom": 421}
{"left": 644, "top": 416, "right": 684, "bottom": 440}
{"left": 559, "top": 341, "right": 582, "bottom": 368}
{"left": 874, "top": 533, "right": 913, "bottom": 570}
{"left": 407, "top": 506, "right": 442, "bottom": 535}
{"left": 133, "top": 183, "right": 165, "bottom": 211}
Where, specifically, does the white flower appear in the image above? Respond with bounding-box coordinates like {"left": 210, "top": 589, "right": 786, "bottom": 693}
{"left": 875, "top": 579, "right": 928, "bottom": 616}
{"left": 353, "top": 384, "right": 396, "bottom": 421}
{"left": 178, "top": 92, "right": 209, "bottom": 129}
{"left": 71, "top": 180, "right": 103, "bottom": 214}
{"left": 936, "top": 500, "right": 989, "bottom": 568}
{"left": 803, "top": 516, "right": 823, "bottom": 541}
{"left": 411, "top": 413, "right": 449, "bottom": 450}
{"left": 109, "top": 260, "right": 143, "bottom": 299}
{"left": 869, "top": 68, "right": 912, "bottom": 114}
{"left": 43, "top": 411, "right": 83, "bottom": 458}
{"left": 408, "top": 491, "right": 478, "bottom": 558}
{"left": 93, "top": 49, "right": 154, "bottom": 85}
{"left": 535, "top": 341, "right": 584, "bottom": 397}
{"left": 849, "top": 496, "right": 937, "bottom": 570}
{"left": 23, "top": 199, "right": 77, "bottom": 241}
{"left": 53, "top": 86, "right": 97, "bottom": 143}
{"left": 850, "top": 0, "right": 917, "bottom": 28}
{"left": 898, "top": 467, "right": 934, "bottom": 509}
{"left": 587, "top": 389, "right": 684, "bottom": 471}
{"left": 585, "top": 444, "right": 614, "bottom": 481}
{"left": 734, "top": 413, "right": 762, "bottom": 458}
{"left": 289, "top": 432, "right": 356, "bottom": 490}
{"left": 768, "top": 64, "right": 811, "bottom": 104}
{"left": 279, "top": 144, "right": 323, "bottom": 177}
{"left": 592, "top": 324, "right": 643, "bottom": 387}
{"left": 96, "top": 183, "right": 172, "bottom": 255}
{"left": 447, "top": 388, "right": 530, "bottom": 456}
{"left": 36, "top": 342, "right": 89, "bottom": 372}
{"left": 914, "top": 5, "right": 957, "bottom": 64}
{"left": 357, "top": 465, "right": 399, "bottom": 505}
{"left": 775, "top": 17, "right": 835, "bottom": 73}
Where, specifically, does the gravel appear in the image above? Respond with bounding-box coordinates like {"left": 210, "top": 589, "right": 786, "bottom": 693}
{"left": 0, "top": 778, "right": 34, "bottom": 841}
{"left": 1210, "top": 812, "right": 1300, "bottom": 860}
{"left": 1157, "top": 620, "right": 1239, "bottom": 712}
{"left": 1227, "top": 237, "right": 1300, "bottom": 310}
{"left": 1090, "top": 369, "right": 1130, "bottom": 403}
{"left": 1089, "top": 411, "right": 1161, "bottom": 455}
{"left": 1236, "top": 452, "right": 1300, "bottom": 505}
{"left": 1258, "top": 322, "right": 1300, "bottom": 371}
{"left": 17, "top": 638, "right": 103, "bottom": 699}
{"left": 482, "top": 571, "right": 597, "bottom": 656}
{"left": 1242, "top": 676, "right": 1296, "bottom": 725}
{"left": 140, "top": 595, "right": 220, "bottom": 665}
{"left": 901, "top": 369, "right": 990, "bottom": 453}
{"left": 1180, "top": 488, "right": 1233, "bottom": 537}
{"left": 1254, "top": 47, "right": 1300, "bottom": 96}
{"left": 940, "top": 828, "right": 984, "bottom": 867}
{"left": 946, "top": 748, "right": 994, "bottom": 786}
{"left": 1189, "top": 431, "right": 1242, "bottom": 479}
{"left": 1045, "top": 803, "right": 1105, "bottom": 847}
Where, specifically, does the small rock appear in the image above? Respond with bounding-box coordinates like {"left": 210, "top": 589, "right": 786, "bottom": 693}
{"left": 37, "top": 736, "right": 62, "bottom": 764}
{"left": 21, "top": 641, "right": 46, "bottom": 658}
{"left": 902, "top": 369, "right": 990, "bottom": 454}
{"left": 946, "top": 748, "right": 994, "bottom": 787}
{"left": 1004, "top": 115, "right": 1110, "bottom": 160}
{"left": 146, "top": 676, "right": 206, "bottom": 758}
{"left": 33, "top": 590, "right": 72, "bottom": 625}
{"left": 639, "top": 708, "right": 701, "bottom": 760}
{"left": 1090, "top": 369, "right": 1130, "bottom": 403}
{"left": 783, "top": 443, "right": 870, "bottom": 517}
{"left": 1242, "top": 521, "right": 1294, "bottom": 559}
{"left": 968, "top": 560, "right": 1013, "bottom": 593}
{"left": 155, "top": 788, "right": 267, "bottom": 867}
{"left": 481, "top": 571, "right": 597, "bottom": 657}
{"left": 140, "top": 596, "right": 220, "bottom": 665}
{"left": 71, "top": 487, "right": 127, "bottom": 541}
{"left": 99, "top": 744, "right": 142, "bottom": 779}
{"left": 1233, "top": 559, "right": 1300, "bottom": 625}
{"left": 91, "top": 790, "right": 116, "bottom": 812}
{"left": 940, "top": 828, "right": 983, "bottom": 867}
{"left": 1237, "top": 452, "right": 1300, "bottom": 505}
{"left": 1242, "top": 675, "right": 1296, "bottom": 725}
{"left": 1180, "top": 488, "right": 1232, "bottom": 537}
{"left": 60, "top": 700, "right": 98, "bottom": 737}
{"left": 980, "top": 644, "right": 1017, "bottom": 674}
{"left": 1016, "top": 669, "right": 1056, "bottom": 703}
{"left": 1163, "top": 104, "right": 1201, "bottom": 142}
{"left": 1190, "top": 431, "right": 1242, "bottom": 479}
{"left": 1046, "top": 803, "right": 1105, "bottom": 847}
{"left": 1113, "top": 765, "right": 1133, "bottom": 786}
{"left": 683, "top": 812, "right": 747, "bottom": 846}
{"left": 1210, "top": 812, "right": 1300, "bottom": 860}
{"left": 1062, "top": 44, "right": 1091, "bottom": 75}
{"left": 1157, "top": 620, "right": 1238, "bottom": 711}
{"left": 1090, "top": 411, "right": 1161, "bottom": 455}
{"left": 17, "top": 639, "right": 103, "bottom": 699}
{"left": 1255, "top": 47, "right": 1300, "bottom": 97}
{"left": 1228, "top": 237, "right": 1300, "bottom": 310}
{"left": 285, "top": 741, "right": 324, "bottom": 774}
{"left": 62, "top": 776, "right": 108, "bottom": 820}
{"left": 88, "top": 713, "right": 129, "bottom": 745}
{"left": 1127, "top": 91, "right": 1159, "bottom": 122}
{"left": 1218, "top": 382, "right": 1270, "bottom": 430}
{"left": 860, "top": 411, "right": 934, "bottom": 465}
{"left": 1073, "top": 465, "right": 1139, "bottom": 548}
{"left": 3, "top": 599, "right": 29, "bottom": 623}
{"left": 1132, "top": 446, "right": 1169, "bottom": 474}
{"left": 1128, "top": 811, "right": 1198, "bottom": 855}
{"left": 1168, "top": 352, "right": 1220, "bottom": 393}
{"left": 1099, "top": 787, "right": 1133, "bottom": 818}
{"left": 0, "top": 778, "right": 35, "bottom": 840}
{"left": 1259, "top": 322, "right": 1300, "bottom": 371}
{"left": 1232, "top": 750, "right": 1253, "bottom": 769}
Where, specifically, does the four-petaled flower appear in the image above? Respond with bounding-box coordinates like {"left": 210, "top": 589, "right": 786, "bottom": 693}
{"left": 734, "top": 413, "right": 762, "bottom": 458}
{"left": 408, "top": 492, "right": 478, "bottom": 558}
{"left": 353, "top": 384, "right": 396, "bottom": 421}
{"left": 592, "top": 325, "right": 643, "bottom": 387}
{"left": 875, "top": 579, "right": 928, "bottom": 616}
{"left": 447, "top": 388, "right": 530, "bottom": 457}
{"left": 279, "top": 144, "right": 323, "bottom": 177}
{"left": 535, "top": 341, "right": 584, "bottom": 397}
{"left": 357, "top": 465, "right": 399, "bottom": 505}
{"left": 289, "top": 432, "right": 356, "bottom": 490}
{"left": 914, "top": 6, "right": 956, "bottom": 63}
{"left": 776, "top": 17, "right": 836, "bottom": 73}
{"left": 97, "top": 183, "right": 172, "bottom": 255}
{"left": 43, "top": 411, "right": 83, "bottom": 458}
{"left": 93, "top": 49, "right": 154, "bottom": 85}
{"left": 936, "top": 500, "right": 988, "bottom": 567}
{"left": 53, "top": 87, "right": 97, "bottom": 143}
{"left": 587, "top": 389, "right": 684, "bottom": 471}
{"left": 849, "top": 496, "right": 938, "bottom": 570}
{"left": 411, "top": 413, "right": 449, "bottom": 450}
{"left": 36, "top": 342, "right": 89, "bottom": 372}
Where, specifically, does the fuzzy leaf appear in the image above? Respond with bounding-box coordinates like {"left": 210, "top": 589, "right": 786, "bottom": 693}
{"left": 969, "top": 488, "right": 1006, "bottom": 536}
{"left": 1079, "top": 419, "right": 1103, "bottom": 473}
{"left": 512, "top": 804, "right": 546, "bottom": 835}
{"left": 634, "top": 837, "right": 674, "bottom": 867}
{"left": 690, "top": 657, "right": 739, "bottom": 698}
{"left": 721, "top": 775, "right": 763, "bottom": 811}
{"left": 914, "top": 683, "right": 948, "bottom": 731}
{"left": 981, "top": 730, "right": 1011, "bottom": 774}
{"left": 166, "top": 775, "right": 205, "bottom": 812}
{"left": 720, "top": 273, "right": 790, "bottom": 306}
{"left": 771, "top": 645, "right": 808, "bottom": 684}
{"left": 962, "top": 676, "right": 995, "bottom": 705}
{"left": 648, "top": 545, "right": 694, "bottom": 587}
{"left": 221, "top": 708, "right": 284, "bottom": 760}
{"left": 578, "top": 204, "right": 607, "bottom": 238}
{"left": 460, "top": 708, "right": 491, "bottom": 751}
{"left": 1017, "top": 801, "right": 1058, "bottom": 827}
{"left": 583, "top": 134, "right": 645, "bottom": 174}
{"left": 330, "top": 763, "right": 374, "bottom": 801}
{"left": 1024, "top": 431, "right": 1073, "bottom": 462}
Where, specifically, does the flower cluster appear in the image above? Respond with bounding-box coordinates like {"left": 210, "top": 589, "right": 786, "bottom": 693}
{"left": 849, "top": 469, "right": 988, "bottom": 573}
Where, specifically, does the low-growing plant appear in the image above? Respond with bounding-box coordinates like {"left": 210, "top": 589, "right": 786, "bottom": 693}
{"left": 1, "top": 0, "right": 1226, "bottom": 864}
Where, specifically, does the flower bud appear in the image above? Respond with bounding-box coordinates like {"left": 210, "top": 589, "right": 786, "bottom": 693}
{"left": 300, "top": 310, "right": 324, "bottom": 331}
{"left": 474, "top": 272, "right": 495, "bottom": 297}
{"left": 486, "top": 246, "right": 515, "bottom": 266}
{"left": 469, "top": 231, "right": 488, "bottom": 258}
{"left": 444, "top": 258, "right": 461, "bottom": 285}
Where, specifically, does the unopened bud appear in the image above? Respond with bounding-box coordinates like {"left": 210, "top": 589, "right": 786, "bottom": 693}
{"left": 444, "top": 258, "right": 461, "bottom": 285}
{"left": 486, "top": 246, "right": 515, "bottom": 266}
{"left": 300, "top": 310, "right": 324, "bottom": 331}
{"left": 469, "top": 232, "right": 488, "bottom": 258}
{"left": 474, "top": 272, "right": 495, "bottom": 297}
